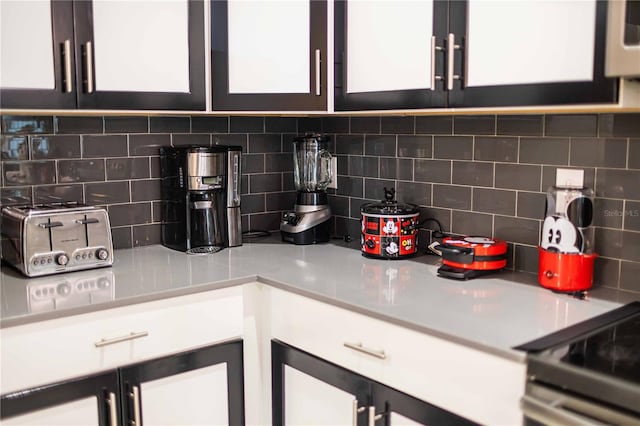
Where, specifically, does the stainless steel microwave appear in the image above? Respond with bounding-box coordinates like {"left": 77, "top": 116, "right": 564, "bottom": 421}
{"left": 606, "top": 0, "right": 640, "bottom": 77}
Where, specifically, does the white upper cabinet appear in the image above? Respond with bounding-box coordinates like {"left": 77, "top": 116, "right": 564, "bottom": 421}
{"left": 0, "top": 0, "right": 205, "bottom": 110}
{"left": 91, "top": 0, "right": 191, "bottom": 93}
{"left": 466, "top": 1, "right": 596, "bottom": 87}
{"left": 0, "top": 1, "right": 55, "bottom": 90}
{"left": 227, "top": 1, "right": 310, "bottom": 94}
{"left": 0, "top": 0, "right": 76, "bottom": 108}
{"left": 346, "top": 1, "right": 433, "bottom": 93}
{"left": 336, "top": 0, "right": 617, "bottom": 111}
{"left": 211, "top": 0, "right": 327, "bottom": 111}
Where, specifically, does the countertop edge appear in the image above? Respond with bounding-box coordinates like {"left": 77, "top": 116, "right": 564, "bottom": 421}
{"left": 1, "top": 270, "right": 526, "bottom": 363}
{"left": 256, "top": 276, "right": 527, "bottom": 363}
{"left": 0, "top": 275, "right": 259, "bottom": 329}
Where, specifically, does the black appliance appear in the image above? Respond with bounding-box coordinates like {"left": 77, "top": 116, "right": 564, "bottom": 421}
{"left": 160, "top": 146, "right": 242, "bottom": 254}
{"left": 280, "top": 134, "right": 332, "bottom": 245}
{"left": 516, "top": 302, "right": 640, "bottom": 425}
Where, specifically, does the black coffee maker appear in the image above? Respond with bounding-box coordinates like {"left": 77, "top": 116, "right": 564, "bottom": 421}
{"left": 160, "top": 146, "right": 242, "bottom": 254}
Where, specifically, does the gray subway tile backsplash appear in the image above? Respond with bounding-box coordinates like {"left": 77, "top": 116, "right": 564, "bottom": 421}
{"left": 85, "top": 181, "right": 130, "bottom": 205}
{"left": 1, "top": 113, "right": 639, "bottom": 297}
{"left": 364, "top": 135, "right": 396, "bottom": 157}
{"left": 83, "top": 135, "right": 128, "bottom": 158}
{"left": 452, "top": 161, "right": 494, "bottom": 187}
{"left": 495, "top": 163, "right": 541, "bottom": 191}
{"left": 596, "top": 169, "right": 640, "bottom": 200}
{"left": 34, "top": 184, "right": 84, "bottom": 204}
{"left": 497, "top": 115, "right": 543, "bottom": 136}
{"left": 415, "top": 116, "right": 452, "bottom": 135}
{"left": 32, "top": 135, "right": 81, "bottom": 160}
{"left": 56, "top": 116, "right": 103, "bottom": 134}
{"left": 104, "top": 116, "right": 149, "bottom": 134}
{"left": 519, "top": 137, "right": 570, "bottom": 165}
{"left": 545, "top": 114, "right": 598, "bottom": 137}
{"left": 434, "top": 136, "right": 473, "bottom": 160}
{"left": 570, "top": 138, "right": 628, "bottom": 168}
{"left": 474, "top": 136, "right": 518, "bottom": 162}
{"left": 150, "top": 116, "right": 190, "bottom": 133}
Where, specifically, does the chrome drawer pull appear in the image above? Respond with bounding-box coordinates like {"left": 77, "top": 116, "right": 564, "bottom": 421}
{"left": 129, "top": 385, "right": 142, "bottom": 426}
{"left": 343, "top": 342, "right": 386, "bottom": 359}
{"left": 62, "top": 39, "right": 73, "bottom": 93}
{"left": 352, "top": 399, "right": 366, "bottom": 426}
{"left": 315, "top": 48, "right": 321, "bottom": 96}
{"left": 106, "top": 392, "right": 117, "bottom": 426}
{"left": 368, "top": 406, "right": 385, "bottom": 426}
{"left": 95, "top": 331, "right": 149, "bottom": 347}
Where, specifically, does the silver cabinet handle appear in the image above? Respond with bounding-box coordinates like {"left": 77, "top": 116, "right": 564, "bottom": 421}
{"left": 315, "top": 48, "right": 321, "bottom": 96}
{"left": 94, "top": 331, "right": 149, "bottom": 347}
{"left": 84, "top": 41, "right": 94, "bottom": 93}
{"left": 352, "top": 399, "right": 366, "bottom": 426}
{"left": 62, "top": 39, "right": 73, "bottom": 93}
{"left": 367, "top": 406, "right": 384, "bottom": 426}
{"left": 106, "top": 392, "right": 118, "bottom": 426}
{"left": 430, "top": 36, "right": 443, "bottom": 91}
{"left": 129, "top": 385, "right": 142, "bottom": 426}
{"left": 446, "top": 33, "right": 461, "bottom": 91}
{"left": 343, "top": 342, "right": 386, "bottom": 359}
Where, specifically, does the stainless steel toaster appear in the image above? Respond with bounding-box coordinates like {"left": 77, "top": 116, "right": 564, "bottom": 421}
{"left": 1, "top": 203, "right": 114, "bottom": 277}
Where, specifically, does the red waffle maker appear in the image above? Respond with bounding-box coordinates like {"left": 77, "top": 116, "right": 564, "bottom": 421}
{"left": 435, "top": 236, "right": 508, "bottom": 280}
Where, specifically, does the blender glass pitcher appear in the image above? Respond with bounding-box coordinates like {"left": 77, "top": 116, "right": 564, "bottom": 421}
{"left": 292, "top": 134, "right": 332, "bottom": 192}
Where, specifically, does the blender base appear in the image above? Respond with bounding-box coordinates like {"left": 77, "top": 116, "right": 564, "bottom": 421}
{"left": 281, "top": 219, "right": 331, "bottom": 245}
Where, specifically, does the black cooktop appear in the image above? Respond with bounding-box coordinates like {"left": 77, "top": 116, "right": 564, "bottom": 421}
{"left": 516, "top": 302, "right": 640, "bottom": 415}
{"left": 547, "top": 311, "right": 640, "bottom": 386}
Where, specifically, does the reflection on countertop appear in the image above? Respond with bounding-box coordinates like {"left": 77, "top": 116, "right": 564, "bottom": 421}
{"left": 0, "top": 239, "right": 631, "bottom": 360}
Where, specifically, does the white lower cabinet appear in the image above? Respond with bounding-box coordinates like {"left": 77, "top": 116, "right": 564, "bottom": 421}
{"left": 268, "top": 287, "right": 526, "bottom": 426}
{"left": 1, "top": 282, "right": 526, "bottom": 426}
{"left": 0, "top": 286, "right": 246, "bottom": 426}
{"left": 272, "top": 341, "right": 476, "bottom": 426}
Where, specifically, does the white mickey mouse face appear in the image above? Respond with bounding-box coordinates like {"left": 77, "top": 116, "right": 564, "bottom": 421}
{"left": 541, "top": 216, "right": 580, "bottom": 253}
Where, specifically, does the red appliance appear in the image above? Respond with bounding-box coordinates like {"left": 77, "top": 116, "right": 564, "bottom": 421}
{"left": 436, "top": 236, "right": 508, "bottom": 280}
{"left": 361, "top": 188, "right": 419, "bottom": 259}
{"left": 538, "top": 184, "right": 596, "bottom": 293}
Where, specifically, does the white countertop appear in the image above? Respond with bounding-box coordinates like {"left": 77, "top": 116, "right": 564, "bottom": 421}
{"left": 0, "top": 240, "right": 623, "bottom": 361}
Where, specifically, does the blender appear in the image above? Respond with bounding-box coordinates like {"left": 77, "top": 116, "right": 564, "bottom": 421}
{"left": 280, "top": 134, "right": 333, "bottom": 245}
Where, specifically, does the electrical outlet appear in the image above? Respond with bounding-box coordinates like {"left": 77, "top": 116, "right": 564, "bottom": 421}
{"left": 328, "top": 157, "right": 338, "bottom": 189}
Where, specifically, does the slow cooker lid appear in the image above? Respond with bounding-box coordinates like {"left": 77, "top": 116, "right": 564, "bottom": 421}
{"left": 361, "top": 187, "right": 419, "bottom": 215}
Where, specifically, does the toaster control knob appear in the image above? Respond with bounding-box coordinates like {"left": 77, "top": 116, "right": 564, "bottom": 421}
{"left": 96, "top": 249, "right": 109, "bottom": 261}
{"left": 56, "top": 254, "right": 69, "bottom": 266}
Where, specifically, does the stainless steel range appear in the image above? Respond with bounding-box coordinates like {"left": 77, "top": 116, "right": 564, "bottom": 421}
{"left": 1, "top": 203, "right": 113, "bottom": 277}
{"left": 516, "top": 302, "right": 640, "bottom": 425}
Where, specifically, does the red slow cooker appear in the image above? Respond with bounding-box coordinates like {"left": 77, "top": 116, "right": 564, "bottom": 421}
{"left": 435, "top": 236, "right": 508, "bottom": 279}
{"left": 361, "top": 188, "right": 419, "bottom": 259}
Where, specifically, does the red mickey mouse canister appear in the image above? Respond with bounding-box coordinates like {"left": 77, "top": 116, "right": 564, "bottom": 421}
{"left": 361, "top": 188, "right": 419, "bottom": 259}
{"left": 538, "top": 171, "right": 598, "bottom": 293}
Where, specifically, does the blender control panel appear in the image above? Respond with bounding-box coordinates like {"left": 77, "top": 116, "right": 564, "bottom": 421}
{"left": 282, "top": 212, "right": 300, "bottom": 226}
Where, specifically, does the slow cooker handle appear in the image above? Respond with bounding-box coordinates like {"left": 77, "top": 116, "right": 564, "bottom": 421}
{"left": 438, "top": 244, "right": 474, "bottom": 264}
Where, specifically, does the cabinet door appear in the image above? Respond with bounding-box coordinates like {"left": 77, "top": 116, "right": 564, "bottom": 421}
{"left": 272, "top": 340, "right": 371, "bottom": 426}
{"left": 334, "top": 0, "right": 448, "bottom": 111}
{"left": 72, "top": 0, "right": 205, "bottom": 110}
{"left": 0, "top": 371, "right": 119, "bottom": 426}
{"left": 371, "top": 382, "right": 477, "bottom": 426}
{"left": 0, "top": 0, "right": 76, "bottom": 109}
{"left": 448, "top": 0, "right": 616, "bottom": 107}
{"left": 211, "top": 0, "right": 327, "bottom": 111}
{"left": 119, "top": 340, "right": 244, "bottom": 426}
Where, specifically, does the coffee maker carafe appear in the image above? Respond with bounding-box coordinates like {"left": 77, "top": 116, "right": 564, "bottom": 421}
{"left": 280, "top": 134, "right": 332, "bottom": 245}
{"left": 160, "top": 146, "right": 242, "bottom": 254}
